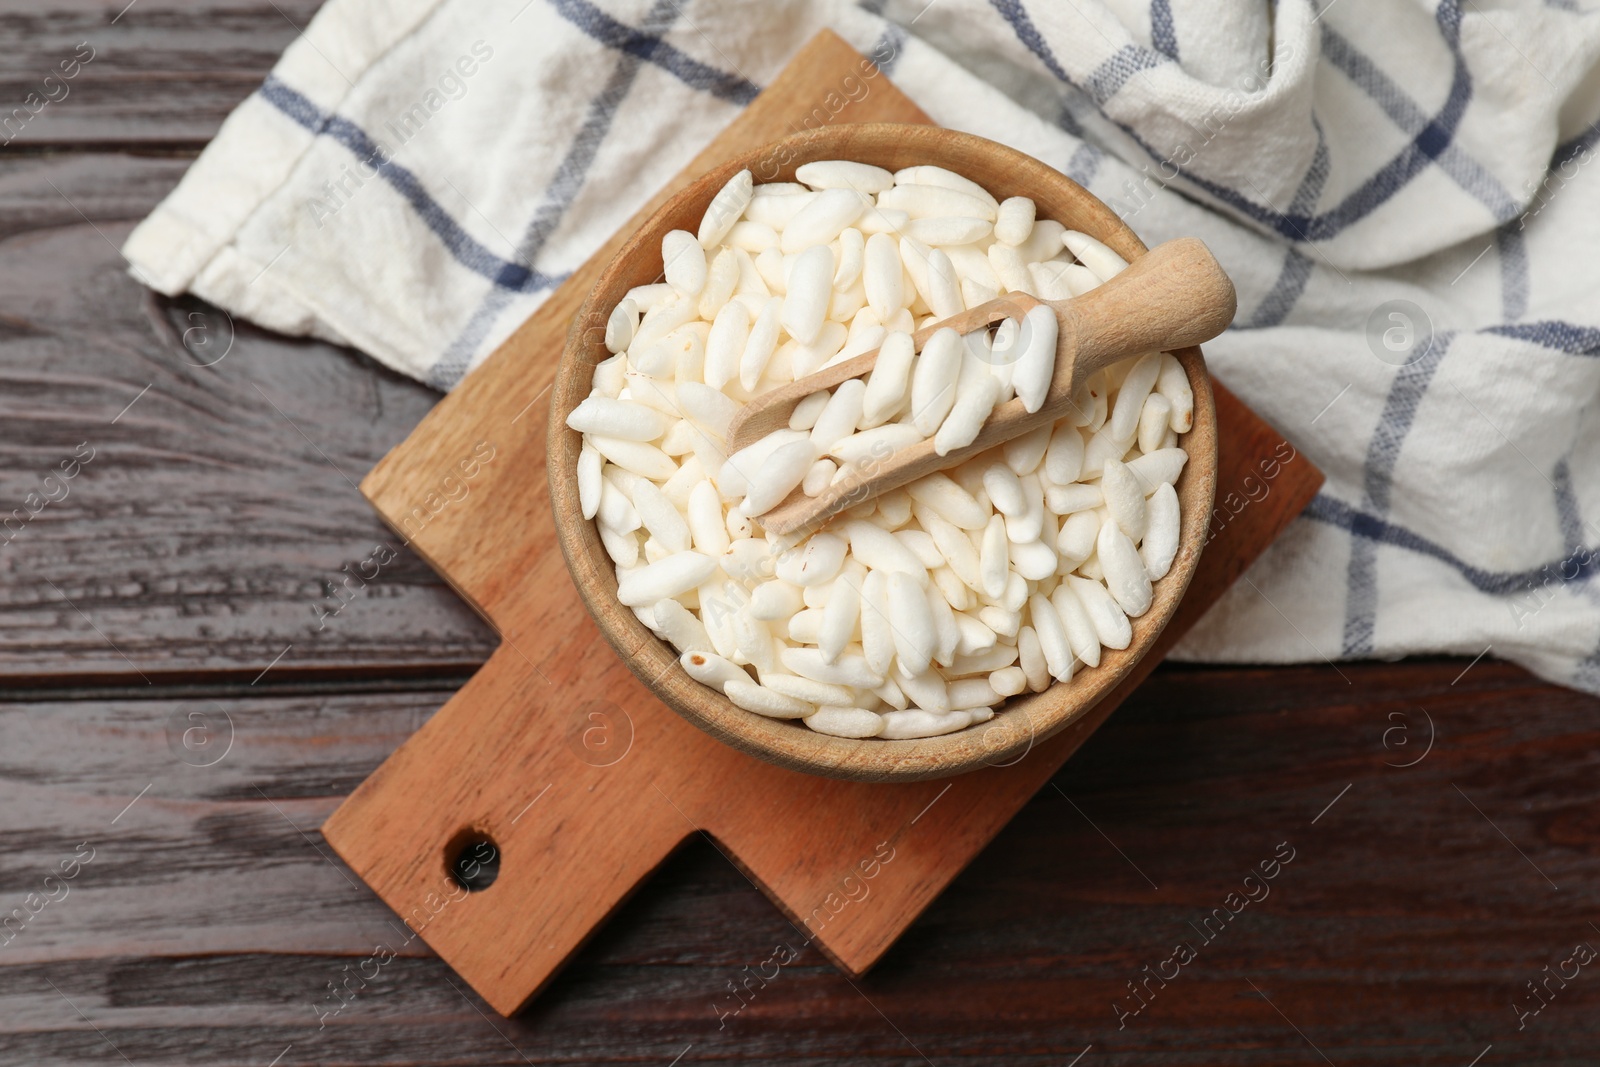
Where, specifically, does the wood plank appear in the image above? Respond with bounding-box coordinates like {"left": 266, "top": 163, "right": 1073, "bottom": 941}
{"left": 0, "top": 153, "right": 498, "bottom": 685}
{"left": 0, "top": 0, "right": 315, "bottom": 148}
{"left": 4, "top": 662, "right": 1600, "bottom": 1065}
{"left": 0, "top": 691, "right": 447, "bottom": 966}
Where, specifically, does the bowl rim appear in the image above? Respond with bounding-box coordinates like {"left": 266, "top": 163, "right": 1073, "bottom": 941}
{"left": 548, "top": 122, "right": 1217, "bottom": 782}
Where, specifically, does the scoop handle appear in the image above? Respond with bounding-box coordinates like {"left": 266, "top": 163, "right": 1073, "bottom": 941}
{"left": 1054, "top": 237, "right": 1236, "bottom": 383}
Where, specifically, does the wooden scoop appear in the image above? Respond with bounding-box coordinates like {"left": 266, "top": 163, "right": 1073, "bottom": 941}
{"left": 725, "top": 237, "right": 1237, "bottom": 535}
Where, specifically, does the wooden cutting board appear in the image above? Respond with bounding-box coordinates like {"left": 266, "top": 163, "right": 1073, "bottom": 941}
{"left": 320, "top": 29, "right": 1323, "bottom": 1018}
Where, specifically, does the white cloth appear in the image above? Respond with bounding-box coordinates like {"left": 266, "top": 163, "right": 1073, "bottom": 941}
{"left": 124, "top": 0, "right": 1600, "bottom": 693}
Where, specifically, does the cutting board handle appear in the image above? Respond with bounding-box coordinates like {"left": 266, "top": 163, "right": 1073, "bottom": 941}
{"left": 323, "top": 646, "right": 697, "bottom": 1014}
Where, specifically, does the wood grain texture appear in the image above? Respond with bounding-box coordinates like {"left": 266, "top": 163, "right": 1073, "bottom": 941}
{"left": 0, "top": 2, "right": 495, "bottom": 679}
{"left": 7, "top": 661, "right": 1600, "bottom": 1065}
{"left": 0, "top": 0, "right": 316, "bottom": 148}
{"left": 0, "top": 153, "right": 497, "bottom": 686}
{"left": 326, "top": 31, "right": 1318, "bottom": 1017}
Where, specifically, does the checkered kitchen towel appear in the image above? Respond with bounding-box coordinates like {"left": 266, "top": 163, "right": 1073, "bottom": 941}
{"left": 124, "top": 0, "right": 1600, "bottom": 692}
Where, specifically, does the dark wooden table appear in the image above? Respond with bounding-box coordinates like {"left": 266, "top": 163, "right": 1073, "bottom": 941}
{"left": 3, "top": 5, "right": 1597, "bottom": 1065}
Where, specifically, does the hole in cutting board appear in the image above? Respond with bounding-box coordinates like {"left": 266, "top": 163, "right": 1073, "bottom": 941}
{"left": 445, "top": 829, "right": 501, "bottom": 892}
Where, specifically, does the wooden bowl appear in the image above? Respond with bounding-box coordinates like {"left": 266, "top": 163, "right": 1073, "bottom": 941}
{"left": 549, "top": 124, "right": 1217, "bottom": 782}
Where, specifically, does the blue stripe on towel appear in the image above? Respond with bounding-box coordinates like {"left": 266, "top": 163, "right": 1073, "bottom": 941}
{"left": 988, "top": 0, "right": 1072, "bottom": 82}
{"left": 1084, "top": 45, "right": 1165, "bottom": 105}
{"left": 1246, "top": 249, "right": 1314, "bottom": 328}
{"left": 1245, "top": 121, "right": 1331, "bottom": 327}
{"left": 1341, "top": 331, "right": 1454, "bottom": 655}
{"left": 1484, "top": 320, "right": 1600, "bottom": 356}
{"left": 872, "top": 22, "right": 908, "bottom": 76}
{"left": 1055, "top": 99, "right": 1086, "bottom": 138}
{"left": 1553, "top": 118, "right": 1600, "bottom": 169}
{"left": 1231, "top": 315, "right": 1600, "bottom": 358}
{"left": 1150, "top": 0, "right": 1179, "bottom": 60}
{"left": 1496, "top": 224, "right": 1529, "bottom": 321}
{"left": 1553, "top": 458, "right": 1585, "bottom": 549}
{"left": 429, "top": 0, "right": 684, "bottom": 389}
{"left": 1064, "top": 141, "right": 1103, "bottom": 187}
{"left": 1319, "top": 24, "right": 1518, "bottom": 223}
{"left": 258, "top": 76, "right": 566, "bottom": 294}
{"left": 1305, "top": 492, "right": 1600, "bottom": 598}
{"left": 996, "top": 0, "right": 1499, "bottom": 245}
{"left": 992, "top": 0, "right": 1170, "bottom": 96}
{"left": 547, "top": 0, "right": 761, "bottom": 105}
{"left": 1289, "top": 119, "right": 1331, "bottom": 215}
